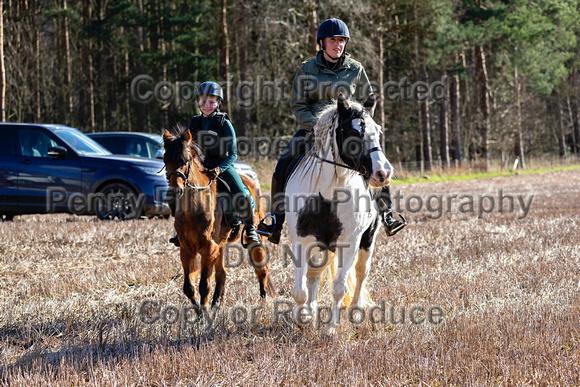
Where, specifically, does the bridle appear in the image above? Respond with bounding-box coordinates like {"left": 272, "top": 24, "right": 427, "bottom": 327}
{"left": 314, "top": 111, "right": 382, "bottom": 179}
{"left": 166, "top": 155, "right": 214, "bottom": 192}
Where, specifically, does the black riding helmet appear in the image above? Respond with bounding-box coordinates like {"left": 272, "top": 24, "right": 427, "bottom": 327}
{"left": 196, "top": 81, "right": 223, "bottom": 103}
{"left": 316, "top": 18, "right": 350, "bottom": 53}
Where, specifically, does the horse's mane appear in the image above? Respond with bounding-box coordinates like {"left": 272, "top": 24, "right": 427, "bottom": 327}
{"left": 313, "top": 99, "right": 364, "bottom": 154}
{"left": 164, "top": 124, "right": 205, "bottom": 165}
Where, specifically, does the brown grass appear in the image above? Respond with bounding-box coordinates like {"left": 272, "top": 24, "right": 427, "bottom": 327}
{"left": 1, "top": 169, "right": 579, "bottom": 386}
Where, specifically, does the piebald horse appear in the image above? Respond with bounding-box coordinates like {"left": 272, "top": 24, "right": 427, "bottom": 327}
{"left": 163, "top": 128, "right": 275, "bottom": 313}
{"left": 285, "top": 93, "right": 392, "bottom": 333}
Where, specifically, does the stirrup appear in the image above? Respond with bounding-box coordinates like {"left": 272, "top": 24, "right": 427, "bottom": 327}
{"left": 257, "top": 213, "right": 277, "bottom": 237}
{"left": 383, "top": 209, "right": 407, "bottom": 236}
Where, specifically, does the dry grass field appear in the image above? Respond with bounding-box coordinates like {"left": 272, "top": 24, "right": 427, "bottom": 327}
{"left": 1, "top": 169, "right": 579, "bottom": 386}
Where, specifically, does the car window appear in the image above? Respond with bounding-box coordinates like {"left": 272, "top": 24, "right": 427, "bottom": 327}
{"left": 0, "top": 127, "right": 16, "bottom": 156}
{"left": 55, "top": 128, "right": 111, "bottom": 156}
{"left": 18, "top": 129, "right": 59, "bottom": 158}
{"left": 146, "top": 140, "right": 161, "bottom": 158}
{"left": 90, "top": 137, "right": 124, "bottom": 154}
{"left": 127, "top": 138, "right": 150, "bottom": 158}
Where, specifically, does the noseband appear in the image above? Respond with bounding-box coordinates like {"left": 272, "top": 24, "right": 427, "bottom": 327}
{"left": 166, "top": 156, "right": 215, "bottom": 191}
{"left": 314, "top": 112, "right": 382, "bottom": 179}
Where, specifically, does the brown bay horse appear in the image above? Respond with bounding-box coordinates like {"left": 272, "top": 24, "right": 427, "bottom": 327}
{"left": 162, "top": 127, "right": 275, "bottom": 313}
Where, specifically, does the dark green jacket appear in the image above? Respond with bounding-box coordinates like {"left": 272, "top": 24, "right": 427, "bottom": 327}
{"left": 291, "top": 51, "right": 373, "bottom": 131}
{"left": 187, "top": 112, "right": 237, "bottom": 171}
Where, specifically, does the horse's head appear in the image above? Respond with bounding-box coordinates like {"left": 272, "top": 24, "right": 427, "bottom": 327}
{"left": 335, "top": 93, "right": 392, "bottom": 187}
{"left": 162, "top": 126, "right": 206, "bottom": 199}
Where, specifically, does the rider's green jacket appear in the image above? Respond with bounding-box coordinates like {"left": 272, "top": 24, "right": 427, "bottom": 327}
{"left": 187, "top": 112, "right": 237, "bottom": 172}
{"left": 291, "top": 51, "right": 373, "bottom": 131}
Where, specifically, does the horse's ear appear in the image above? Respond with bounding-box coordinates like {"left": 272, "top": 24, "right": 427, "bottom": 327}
{"left": 183, "top": 129, "right": 192, "bottom": 144}
{"left": 162, "top": 130, "right": 172, "bottom": 142}
{"left": 337, "top": 93, "right": 350, "bottom": 116}
{"left": 364, "top": 94, "right": 376, "bottom": 117}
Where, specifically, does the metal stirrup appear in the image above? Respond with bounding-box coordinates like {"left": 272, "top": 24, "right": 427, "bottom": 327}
{"left": 257, "top": 213, "right": 277, "bottom": 236}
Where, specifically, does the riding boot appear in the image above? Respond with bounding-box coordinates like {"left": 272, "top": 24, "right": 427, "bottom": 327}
{"left": 169, "top": 235, "right": 180, "bottom": 247}
{"left": 241, "top": 196, "right": 261, "bottom": 247}
{"left": 167, "top": 191, "right": 180, "bottom": 247}
{"left": 258, "top": 175, "right": 285, "bottom": 244}
{"left": 375, "top": 185, "right": 405, "bottom": 237}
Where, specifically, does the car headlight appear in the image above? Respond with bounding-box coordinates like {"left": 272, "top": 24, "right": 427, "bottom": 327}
{"left": 135, "top": 165, "right": 165, "bottom": 176}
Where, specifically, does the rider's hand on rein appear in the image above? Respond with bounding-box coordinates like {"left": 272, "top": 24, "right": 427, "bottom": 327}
{"left": 204, "top": 167, "right": 221, "bottom": 180}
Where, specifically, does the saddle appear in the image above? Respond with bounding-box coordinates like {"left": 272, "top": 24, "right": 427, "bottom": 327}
{"left": 216, "top": 176, "right": 255, "bottom": 228}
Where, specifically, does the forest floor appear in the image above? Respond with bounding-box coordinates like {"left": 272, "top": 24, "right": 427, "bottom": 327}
{"left": 1, "top": 169, "right": 579, "bottom": 385}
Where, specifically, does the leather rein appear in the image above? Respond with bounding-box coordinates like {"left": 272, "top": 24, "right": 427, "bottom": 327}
{"left": 166, "top": 156, "right": 215, "bottom": 191}
{"left": 313, "top": 113, "right": 382, "bottom": 177}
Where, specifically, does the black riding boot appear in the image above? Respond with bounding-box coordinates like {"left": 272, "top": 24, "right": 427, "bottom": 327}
{"left": 257, "top": 175, "right": 285, "bottom": 244}
{"left": 375, "top": 185, "right": 406, "bottom": 237}
{"left": 167, "top": 191, "right": 180, "bottom": 247}
{"left": 241, "top": 196, "right": 261, "bottom": 247}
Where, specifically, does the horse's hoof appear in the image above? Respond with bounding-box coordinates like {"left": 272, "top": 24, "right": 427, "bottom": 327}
{"left": 292, "top": 305, "right": 313, "bottom": 326}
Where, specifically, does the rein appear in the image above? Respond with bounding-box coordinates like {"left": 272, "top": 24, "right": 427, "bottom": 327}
{"left": 166, "top": 156, "right": 215, "bottom": 191}
{"left": 313, "top": 113, "right": 382, "bottom": 177}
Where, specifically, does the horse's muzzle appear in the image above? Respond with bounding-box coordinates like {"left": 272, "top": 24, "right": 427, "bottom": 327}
{"left": 169, "top": 186, "right": 184, "bottom": 200}
{"left": 370, "top": 169, "right": 392, "bottom": 187}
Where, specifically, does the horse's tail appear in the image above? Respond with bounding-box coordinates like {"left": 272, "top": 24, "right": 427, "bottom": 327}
{"left": 322, "top": 254, "right": 373, "bottom": 308}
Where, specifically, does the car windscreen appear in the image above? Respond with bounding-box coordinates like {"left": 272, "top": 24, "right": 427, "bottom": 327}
{"left": 55, "top": 128, "right": 112, "bottom": 156}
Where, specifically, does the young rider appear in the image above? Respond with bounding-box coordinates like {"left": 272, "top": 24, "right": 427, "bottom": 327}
{"left": 259, "top": 18, "right": 405, "bottom": 244}
{"left": 169, "top": 82, "right": 261, "bottom": 247}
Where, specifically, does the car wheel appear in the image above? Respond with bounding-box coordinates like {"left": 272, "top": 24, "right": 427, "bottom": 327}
{"left": 94, "top": 182, "right": 142, "bottom": 220}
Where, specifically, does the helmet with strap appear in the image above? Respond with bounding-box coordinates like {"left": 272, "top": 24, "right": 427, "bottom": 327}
{"left": 316, "top": 18, "right": 350, "bottom": 51}
{"left": 196, "top": 81, "right": 224, "bottom": 102}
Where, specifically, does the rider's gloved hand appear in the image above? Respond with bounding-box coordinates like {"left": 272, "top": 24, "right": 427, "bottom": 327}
{"left": 204, "top": 167, "right": 221, "bottom": 180}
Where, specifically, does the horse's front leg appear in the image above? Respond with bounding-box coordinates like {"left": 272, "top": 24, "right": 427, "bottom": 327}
{"left": 351, "top": 217, "right": 380, "bottom": 309}
{"left": 306, "top": 250, "right": 334, "bottom": 328}
{"left": 249, "top": 243, "right": 269, "bottom": 299}
{"left": 211, "top": 245, "right": 226, "bottom": 310}
{"left": 291, "top": 240, "right": 310, "bottom": 324}
{"left": 180, "top": 245, "right": 201, "bottom": 315}
{"left": 327, "top": 245, "right": 359, "bottom": 334}
{"left": 199, "top": 239, "right": 220, "bottom": 310}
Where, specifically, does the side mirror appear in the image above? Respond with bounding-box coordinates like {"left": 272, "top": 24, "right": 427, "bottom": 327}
{"left": 48, "top": 146, "right": 67, "bottom": 159}
{"left": 156, "top": 149, "right": 165, "bottom": 159}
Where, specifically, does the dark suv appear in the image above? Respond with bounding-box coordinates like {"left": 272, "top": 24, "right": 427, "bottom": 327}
{"left": 87, "top": 131, "right": 260, "bottom": 185}
{"left": 0, "top": 123, "right": 170, "bottom": 220}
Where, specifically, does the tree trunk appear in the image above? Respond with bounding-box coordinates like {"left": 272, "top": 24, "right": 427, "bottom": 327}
{"left": 306, "top": 0, "right": 318, "bottom": 56}
{"left": 0, "top": 0, "right": 5, "bottom": 122}
{"left": 514, "top": 67, "right": 525, "bottom": 168}
{"left": 64, "top": 0, "right": 73, "bottom": 122}
{"left": 220, "top": 0, "right": 231, "bottom": 116}
{"left": 83, "top": 0, "right": 95, "bottom": 131}
{"left": 475, "top": 44, "right": 490, "bottom": 169}
{"left": 557, "top": 98, "right": 567, "bottom": 158}
{"left": 570, "top": 72, "right": 580, "bottom": 156}
{"left": 237, "top": 0, "right": 249, "bottom": 136}
{"left": 414, "top": 4, "right": 431, "bottom": 171}
{"left": 450, "top": 52, "right": 462, "bottom": 165}
{"left": 421, "top": 66, "right": 432, "bottom": 171}
{"left": 135, "top": 0, "right": 147, "bottom": 130}
{"left": 33, "top": 1, "right": 40, "bottom": 122}
{"left": 440, "top": 68, "right": 450, "bottom": 168}
{"left": 571, "top": 94, "right": 580, "bottom": 156}
{"left": 124, "top": 50, "right": 131, "bottom": 132}
{"left": 376, "top": 29, "right": 385, "bottom": 137}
